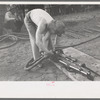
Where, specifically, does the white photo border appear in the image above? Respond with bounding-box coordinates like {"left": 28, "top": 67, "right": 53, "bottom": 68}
{"left": 0, "top": 1, "right": 100, "bottom": 98}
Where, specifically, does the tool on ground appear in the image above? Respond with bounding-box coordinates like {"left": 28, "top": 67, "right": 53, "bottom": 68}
{"left": 24, "top": 49, "right": 100, "bottom": 81}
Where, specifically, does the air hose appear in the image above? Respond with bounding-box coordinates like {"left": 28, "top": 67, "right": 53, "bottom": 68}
{"left": 55, "top": 34, "right": 100, "bottom": 49}
{"left": 0, "top": 33, "right": 29, "bottom": 50}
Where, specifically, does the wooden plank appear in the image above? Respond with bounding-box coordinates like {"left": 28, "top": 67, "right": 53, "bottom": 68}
{"left": 62, "top": 47, "right": 100, "bottom": 81}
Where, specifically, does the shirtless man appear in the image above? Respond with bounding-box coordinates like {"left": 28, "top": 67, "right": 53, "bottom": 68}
{"left": 24, "top": 9, "right": 65, "bottom": 67}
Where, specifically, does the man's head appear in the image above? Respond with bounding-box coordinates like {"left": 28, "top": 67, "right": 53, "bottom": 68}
{"left": 7, "top": 5, "right": 16, "bottom": 14}
{"left": 48, "top": 20, "right": 65, "bottom": 37}
{"left": 55, "top": 20, "right": 65, "bottom": 36}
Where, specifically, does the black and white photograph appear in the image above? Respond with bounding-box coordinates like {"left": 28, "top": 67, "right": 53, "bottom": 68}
{"left": 0, "top": 3, "right": 100, "bottom": 81}
{"left": 1, "top": 1, "right": 100, "bottom": 98}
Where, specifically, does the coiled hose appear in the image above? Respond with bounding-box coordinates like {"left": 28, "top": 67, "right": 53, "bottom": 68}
{"left": 0, "top": 33, "right": 29, "bottom": 50}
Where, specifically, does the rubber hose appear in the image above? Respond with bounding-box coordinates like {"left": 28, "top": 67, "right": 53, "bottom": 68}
{"left": 0, "top": 33, "right": 29, "bottom": 50}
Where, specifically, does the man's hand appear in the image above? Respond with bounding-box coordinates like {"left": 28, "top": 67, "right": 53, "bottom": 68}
{"left": 44, "top": 50, "right": 53, "bottom": 57}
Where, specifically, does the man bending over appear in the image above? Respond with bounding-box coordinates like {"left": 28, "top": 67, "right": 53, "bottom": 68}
{"left": 24, "top": 9, "right": 65, "bottom": 67}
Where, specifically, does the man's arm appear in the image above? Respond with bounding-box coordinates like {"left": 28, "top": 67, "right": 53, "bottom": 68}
{"left": 53, "top": 34, "right": 58, "bottom": 47}
{"left": 42, "top": 31, "right": 53, "bottom": 51}
{"left": 36, "top": 18, "right": 52, "bottom": 53}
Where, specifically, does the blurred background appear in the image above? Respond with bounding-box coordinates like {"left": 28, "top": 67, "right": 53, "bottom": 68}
{"left": 0, "top": 4, "right": 100, "bottom": 35}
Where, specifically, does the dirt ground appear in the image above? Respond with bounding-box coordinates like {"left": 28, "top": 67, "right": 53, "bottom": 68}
{"left": 1, "top": 10, "right": 100, "bottom": 81}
